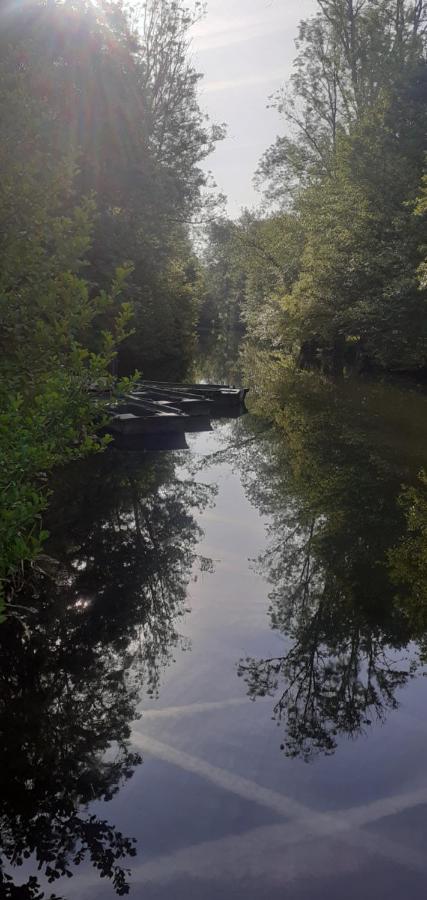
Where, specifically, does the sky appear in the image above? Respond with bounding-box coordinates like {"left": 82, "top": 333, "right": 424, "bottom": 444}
{"left": 191, "top": 0, "right": 317, "bottom": 217}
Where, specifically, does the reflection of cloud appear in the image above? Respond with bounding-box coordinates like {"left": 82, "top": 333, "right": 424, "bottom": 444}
{"left": 141, "top": 697, "right": 247, "bottom": 719}
{"left": 67, "top": 730, "right": 427, "bottom": 895}
{"left": 133, "top": 734, "right": 427, "bottom": 846}
{"left": 122, "top": 825, "right": 367, "bottom": 886}
{"left": 65, "top": 824, "right": 365, "bottom": 894}
{"left": 131, "top": 734, "right": 427, "bottom": 879}
{"left": 202, "top": 70, "right": 286, "bottom": 94}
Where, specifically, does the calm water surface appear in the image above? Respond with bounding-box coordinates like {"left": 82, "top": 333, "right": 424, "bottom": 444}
{"left": 2, "top": 374, "right": 427, "bottom": 899}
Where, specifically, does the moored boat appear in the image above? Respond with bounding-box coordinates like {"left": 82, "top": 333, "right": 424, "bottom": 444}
{"left": 105, "top": 381, "right": 248, "bottom": 439}
{"left": 137, "top": 381, "right": 248, "bottom": 406}
{"left": 128, "top": 388, "right": 213, "bottom": 416}
{"left": 107, "top": 398, "right": 188, "bottom": 435}
{"left": 107, "top": 397, "right": 211, "bottom": 436}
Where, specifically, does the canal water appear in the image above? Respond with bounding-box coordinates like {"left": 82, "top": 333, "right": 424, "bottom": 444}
{"left": 1, "top": 369, "right": 427, "bottom": 899}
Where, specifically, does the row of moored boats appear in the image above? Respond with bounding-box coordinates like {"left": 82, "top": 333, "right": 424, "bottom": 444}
{"left": 107, "top": 381, "right": 248, "bottom": 436}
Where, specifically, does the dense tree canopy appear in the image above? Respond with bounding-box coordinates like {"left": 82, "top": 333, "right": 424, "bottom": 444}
{"left": 0, "top": 0, "right": 221, "bottom": 611}
{"left": 202, "top": 0, "right": 427, "bottom": 376}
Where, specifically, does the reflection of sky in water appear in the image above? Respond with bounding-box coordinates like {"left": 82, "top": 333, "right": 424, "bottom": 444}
{"left": 58, "top": 415, "right": 427, "bottom": 900}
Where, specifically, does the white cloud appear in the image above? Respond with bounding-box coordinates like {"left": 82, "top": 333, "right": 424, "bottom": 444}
{"left": 202, "top": 68, "right": 287, "bottom": 94}
{"left": 189, "top": 0, "right": 318, "bottom": 212}
{"left": 191, "top": 12, "right": 284, "bottom": 51}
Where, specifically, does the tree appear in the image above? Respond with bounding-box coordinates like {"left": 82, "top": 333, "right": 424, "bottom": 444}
{"left": 0, "top": 36, "right": 134, "bottom": 612}
{"left": 1, "top": 0, "right": 222, "bottom": 372}
{"left": 201, "top": 211, "right": 304, "bottom": 345}
{"left": 0, "top": 0, "right": 221, "bottom": 608}
{"left": 206, "top": 0, "right": 427, "bottom": 375}
{"left": 415, "top": 171, "right": 427, "bottom": 289}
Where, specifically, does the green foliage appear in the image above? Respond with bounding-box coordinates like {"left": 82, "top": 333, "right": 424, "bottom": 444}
{"left": 204, "top": 0, "right": 427, "bottom": 375}
{"left": 0, "top": 0, "right": 222, "bottom": 372}
{"left": 201, "top": 212, "right": 304, "bottom": 342}
{"left": 415, "top": 172, "right": 427, "bottom": 290}
{"left": 0, "top": 282, "right": 134, "bottom": 612}
{"left": 0, "top": 60, "right": 136, "bottom": 608}
{"left": 0, "top": 0, "right": 220, "bottom": 616}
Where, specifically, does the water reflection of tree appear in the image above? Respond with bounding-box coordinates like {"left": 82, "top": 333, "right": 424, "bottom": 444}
{"left": 233, "top": 370, "right": 427, "bottom": 761}
{"left": 0, "top": 449, "right": 214, "bottom": 897}
{"left": 390, "top": 469, "right": 427, "bottom": 656}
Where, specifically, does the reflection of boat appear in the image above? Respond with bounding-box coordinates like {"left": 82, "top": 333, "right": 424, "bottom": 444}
{"left": 213, "top": 403, "right": 249, "bottom": 420}
{"left": 111, "top": 432, "right": 190, "bottom": 451}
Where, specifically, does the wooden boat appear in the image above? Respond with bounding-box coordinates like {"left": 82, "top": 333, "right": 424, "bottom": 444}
{"left": 107, "top": 399, "right": 189, "bottom": 435}
{"left": 125, "top": 397, "right": 212, "bottom": 430}
{"left": 137, "top": 381, "right": 248, "bottom": 406}
{"left": 128, "top": 388, "right": 213, "bottom": 416}
{"left": 107, "top": 397, "right": 211, "bottom": 436}
{"left": 105, "top": 381, "right": 247, "bottom": 439}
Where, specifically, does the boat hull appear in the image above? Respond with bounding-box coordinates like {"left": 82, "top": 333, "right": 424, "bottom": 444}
{"left": 107, "top": 412, "right": 189, "bottom": 435}
{"left": 137, "top": 381, "right": 248, "bottom": 406}
{"left": 128, "top": 391, "right": 213, "bottom": 416}
{"left": 105, "top": 380, "right": 248, "bottom": 439}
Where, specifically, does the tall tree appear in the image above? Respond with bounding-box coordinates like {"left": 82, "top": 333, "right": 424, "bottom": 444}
{"left": 206, "top": 0, "right": 427, "bottom": 375}
{"left": 0, "top": 0, "right": 223, "bottom": 609}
